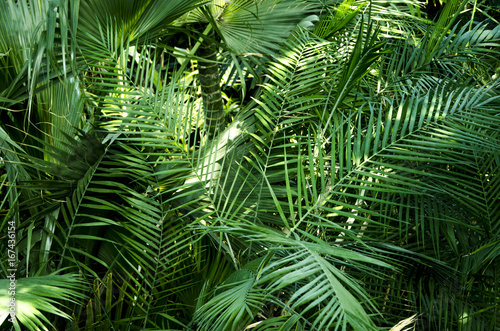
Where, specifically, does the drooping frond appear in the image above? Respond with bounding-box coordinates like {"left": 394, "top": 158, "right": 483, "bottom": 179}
{"left": 0, "top": 274, "right": 87, "bottom": 330}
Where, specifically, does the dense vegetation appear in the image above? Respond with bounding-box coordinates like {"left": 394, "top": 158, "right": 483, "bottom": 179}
{"left": 1, "top": 0, "right": 499, "bottom": 330}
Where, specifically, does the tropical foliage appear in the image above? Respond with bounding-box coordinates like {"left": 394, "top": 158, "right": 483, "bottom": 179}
{"left": 1, "top": 0, "right": 499, "bottom": 330}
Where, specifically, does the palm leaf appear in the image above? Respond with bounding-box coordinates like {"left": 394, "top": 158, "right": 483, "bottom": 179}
{"left": 0, "top": 274, "right": 87, "bottom": 330}
{"left": 215, "top": 0, "right": 316, "bottom": 57}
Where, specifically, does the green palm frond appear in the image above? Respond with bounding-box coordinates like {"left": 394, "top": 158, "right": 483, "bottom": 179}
{"left": 314, "top": 0, "right": 429, "bottom": 41}
{"left": 226, "top": 224, "right": 389, "bottom": 330}
{"left": 77, "top": 0, "right": 205, "bottom": 45}
{"left": 214, "top": 0, "right": 317, "bottom": 57}
{"left": 1, "top": 0, "right": 499, "bottom": 329}
{"left": 367, "top": 0, "right": 429, "bottom": 38}
{"left": 3, "top": 129, "right": 105, "bottom": 213}
{"left": 425, "top": 0, "right": 466, "bottom": 59}
{"left": 192, "top": 268, "right": 267, "bottom": 331}
{"left": 175, "top": 0, "right": 317, "bottom": 58}
{"left": 0, "top": 274, "right": 87, "bottom": 331}
{"left": 0, "top": 0, "right": 50, "bottom": 102}
{"left": 0, "top": 0, "right": 81, "bottom": 109}
{"left": 378, "top": 23, "right": 500, "bottom": 93}
{"left": 314, "top": 0, "right": 367, "bottom": 39}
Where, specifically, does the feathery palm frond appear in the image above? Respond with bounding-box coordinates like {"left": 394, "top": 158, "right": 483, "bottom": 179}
{"left": 0, "top": 274, "right": 87, "bottom": 331}
{"left": 1, "top": 0, "right": 499, "bottom": 330}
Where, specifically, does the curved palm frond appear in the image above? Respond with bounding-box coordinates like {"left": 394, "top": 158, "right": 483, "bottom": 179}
{"left": 0, "top": 274, "right": 87, "bottom": 331}
{"left": 77, "top": 0, "right": 205, "bottom": 46}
